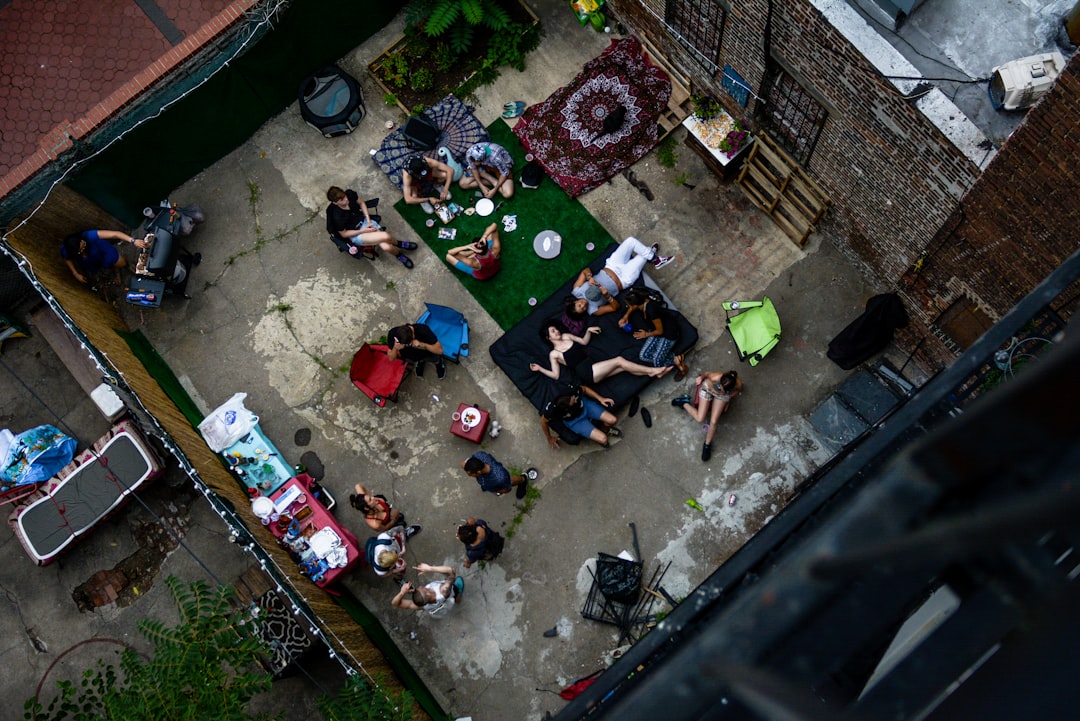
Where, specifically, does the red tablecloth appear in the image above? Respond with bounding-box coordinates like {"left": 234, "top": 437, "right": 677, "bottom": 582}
{"left": 269, "top": 475, "right": 359, "bottom": 587}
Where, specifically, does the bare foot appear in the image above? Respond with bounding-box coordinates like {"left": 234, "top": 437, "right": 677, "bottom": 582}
{"left": 656, "top": 365, "right": 675, "bottom": 378}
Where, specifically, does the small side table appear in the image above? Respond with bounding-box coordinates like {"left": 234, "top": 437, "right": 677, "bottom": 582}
{"left": 450, "top": 403, "right": 490, "bottom": 443}
{"left": 533, "top": 230, "right": 562, "bottom": 259}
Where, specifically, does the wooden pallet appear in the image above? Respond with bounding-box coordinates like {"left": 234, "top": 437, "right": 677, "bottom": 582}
{"left": 640, "top": 35, "right": 694, "bottom": 138}
{"left": 738, "top": 133, "right": 831, "bottom": 248}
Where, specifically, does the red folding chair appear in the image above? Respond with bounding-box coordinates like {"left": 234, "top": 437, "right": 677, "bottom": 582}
{"left": 349, "top": 344, "right": 408, "bottom": 407}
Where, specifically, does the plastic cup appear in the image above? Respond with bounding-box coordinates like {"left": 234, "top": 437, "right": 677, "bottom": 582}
{"left": 525, "top": 153, "right": 534, "bottom": 162}
{"left": 586, "top": 242, "right": 595, "bottom": 251}
{"left": 452, "top": 411, "right": 462, "bottom": 421}
{"left": 528, "top": 297, "right": 537, "bottom": 306}
{"left": 385, "top": 120, "right": 395, "bottom": 130}
{"left": 426, "top": 219, "right": 435, "bottom": 228}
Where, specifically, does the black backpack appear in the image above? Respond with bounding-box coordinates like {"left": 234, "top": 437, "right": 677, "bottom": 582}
{"left": 521, "top": 161, "right": 544, "bottom": 189}
{"left": 401, "top": 115, "right": 440, "bottom": 150}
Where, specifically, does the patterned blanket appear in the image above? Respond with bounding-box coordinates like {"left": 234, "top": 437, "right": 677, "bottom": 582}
{"left": 375, "top": 95, "right": 489, "bottom": 189}
{"left": 514, "top": 36, "right": 671, "bottom": 197}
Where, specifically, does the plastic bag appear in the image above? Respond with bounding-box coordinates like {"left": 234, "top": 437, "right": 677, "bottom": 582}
{"left": 198, "top": 392, "right": 259, "bottom": 452}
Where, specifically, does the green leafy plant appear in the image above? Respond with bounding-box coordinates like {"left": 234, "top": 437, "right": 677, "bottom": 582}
{"left": 383, "top": 52, "right": 410, "bottom": 89}
{"left": 718, "top": 122, "right": 749, "bottom": 157}
{"left": 433, "top": 43, "right": 459, "bottom": 72}
{"left": 673, "top": 172, "right": 689, "bottom": 186}
{"left": 405, "top": 0, "right": 513, "bottom": 55}
{"left": 383, "top": 92, "right": 399, "bottom": 107}
{"left": 317, "top": 674, "right": 413, "bottom": 721}
{"left": 24, "top": 578, "right": 273, "bottom": 721}
{"left": 657, "top": 135, "right": 678, "bottom": 168}
{"left": 691, "top": 93, "right": 722, "bottom": 120}
{"left": 411, "top": 67, "right": 434, "bottom": 92}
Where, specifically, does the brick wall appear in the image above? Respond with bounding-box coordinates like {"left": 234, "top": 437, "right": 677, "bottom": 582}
{"left": 611, "top": 0, "right": 1078, "bottom": 371}
{"left": 895, "top": 51, "right": 1080, "bottom": 368}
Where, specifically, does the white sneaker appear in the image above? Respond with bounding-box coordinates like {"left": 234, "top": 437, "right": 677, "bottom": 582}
{"left": 420, "top": 201, "right": 434, "bottom": 214}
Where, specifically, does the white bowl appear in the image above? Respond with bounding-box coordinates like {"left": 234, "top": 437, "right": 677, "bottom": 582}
{"left": 475, "top": 198, "right": 495, "bottom": 216}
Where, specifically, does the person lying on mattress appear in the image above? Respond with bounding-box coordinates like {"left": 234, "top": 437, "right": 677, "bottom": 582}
{"left": 539, "top": 381, "right": 623, "bottom": 450}
{"left": 570, "top": 237, "right": 674, "bottom": 316}
{"left": 528, "top": 321, "right": 671, "bottom": 385}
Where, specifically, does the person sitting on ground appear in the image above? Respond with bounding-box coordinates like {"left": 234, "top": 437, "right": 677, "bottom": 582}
{"left": 619, "top": 288, "right": 690, "bottom": 381}
{"left": 571, "top": 237, "right": 674, "bottom": 316}
{"left": 672, "top": 370, "right": 743, "bottom": 462}
{"left": 456, "top": 518, "right": 504, "bottom": 568}
{"left": 391, "top": 563, "right": 463, "bottom": 618}
{"left": 369, "top": 523, "right": 422, "bottom": 581}
{"left": 540, "top": 382, "right": 623, "bottom": 449}
{"left": 445, "top": 222, "right": 501, "bottom": 280}
{"left": 350, "top": 483, "right": 407, "bottom": 533}
{"left": 386, "top": 323, "right": 446, "bottom": 379}
{"left": 61, "top": 230, "right": 149, "bottom": 286}
{"left": 460, "top": 141, "right": 515, "bottom": 199}
{"left": 461, "top": 451, "right": 535, "bottom": 499}
{"left": 326, "top": 186, "right": 417, "bottom": 269}
{"left": 401, "top": 154, "right": 454, "bottom": 213}
{"left": 529, "top": 321, "right": 672, "bottom": 385}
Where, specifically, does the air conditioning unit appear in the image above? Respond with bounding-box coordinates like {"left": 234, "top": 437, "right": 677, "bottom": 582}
{"left": 988, "top": 52, "right": 1066, "bottom": 111}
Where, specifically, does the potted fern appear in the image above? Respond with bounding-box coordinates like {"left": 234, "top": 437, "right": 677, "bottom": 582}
{"left": 369, "top": 0, "right": 542, "bottom": 115}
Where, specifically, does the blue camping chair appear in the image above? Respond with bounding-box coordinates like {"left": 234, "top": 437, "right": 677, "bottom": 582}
{"left": 416, "top": 303, "right": 469, "bottom": 363}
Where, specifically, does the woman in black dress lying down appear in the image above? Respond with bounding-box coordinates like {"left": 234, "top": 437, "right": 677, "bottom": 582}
{"left": 529, "top": 321, "right": 672, "bottom": 384}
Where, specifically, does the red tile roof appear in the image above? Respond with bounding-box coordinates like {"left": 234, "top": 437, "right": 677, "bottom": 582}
{"left": 0, "top": 0, "right": 253, "bottom": 198}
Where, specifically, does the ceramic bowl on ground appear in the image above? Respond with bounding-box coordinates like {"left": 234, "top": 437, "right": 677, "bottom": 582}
{"left": 475, "top": 198, "right": 495, "bottom": 216}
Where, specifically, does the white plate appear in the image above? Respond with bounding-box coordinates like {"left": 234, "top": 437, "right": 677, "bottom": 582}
{"left": 475, "top": 198, "right": 494, "bottom": 216}
{"left": 251, "top": 496, "right": 274, "bottom": 519}
{"left": 461, "top": 407, "right": 482, "bottom": 428}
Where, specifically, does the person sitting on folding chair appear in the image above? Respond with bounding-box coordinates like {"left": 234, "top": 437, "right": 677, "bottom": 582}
{"left": 445, "top": 222, "right": 502, "bottom": 280}
{"left": 402, "top": 155, "right": 454, "bottom": 213}
{"left": 326, "top": 186, "right": 416, "bottom": 269}
{"left": 671, "top": 370, "right": 743, "bottom": 462}
{"left": 386, "top": 322, "right": 446, "bottom": 379}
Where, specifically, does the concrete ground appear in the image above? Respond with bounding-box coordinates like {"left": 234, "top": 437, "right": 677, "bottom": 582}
{"left": 0, "top": 1, "right": 885, "bottom": 719}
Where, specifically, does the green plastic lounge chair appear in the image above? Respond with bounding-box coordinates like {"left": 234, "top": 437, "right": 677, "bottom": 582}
{"left": 723, "top": 297, "right": 781, "bottom": 366}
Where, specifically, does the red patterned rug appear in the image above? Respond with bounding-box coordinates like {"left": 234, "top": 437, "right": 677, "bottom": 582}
{"left": 514, "top": 36, "right": 671, "bottom": 197}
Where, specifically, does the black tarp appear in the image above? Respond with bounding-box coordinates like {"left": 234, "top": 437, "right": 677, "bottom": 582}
{"left": 827, "top": 292, "right": 908, "bottom": 370}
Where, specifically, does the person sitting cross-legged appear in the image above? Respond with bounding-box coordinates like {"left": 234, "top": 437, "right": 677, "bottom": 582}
{"left": 459, "top": 142, "right": 515, "bottom": 199}
{"left": 445, "top": 223, "right": 502, "bottom": 280}
{"left": 402, "top": 154, "right": 454, "bottom": 213}
{"left": 326, "top": 186, "right": 416, "bottom": 268}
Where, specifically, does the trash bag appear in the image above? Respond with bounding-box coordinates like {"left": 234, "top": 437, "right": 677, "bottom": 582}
{"left": 596, "top": 553, "right": 641, "bottom": 604}
{"left": 827, "top": 293, "right": 908, "bottom": 370}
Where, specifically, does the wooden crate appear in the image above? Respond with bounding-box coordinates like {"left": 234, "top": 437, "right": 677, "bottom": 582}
{"left": 738, "top": 133, "right": 831, "bottom": 248}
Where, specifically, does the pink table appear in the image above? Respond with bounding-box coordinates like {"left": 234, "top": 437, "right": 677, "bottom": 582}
{"left": 268, "top": 475, "right": 359, "bottom": 587}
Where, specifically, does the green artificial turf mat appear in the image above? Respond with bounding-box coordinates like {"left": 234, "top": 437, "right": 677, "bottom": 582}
{"left": 393, "top": 120, "right": 615, "bottom": 330}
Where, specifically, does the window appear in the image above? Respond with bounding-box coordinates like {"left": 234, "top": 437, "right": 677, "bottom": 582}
{"left": 760, "top": 67, "right": 828, "bottom": 164}
{"left": 664, "top": 0, "right": 726, "bottom": 74}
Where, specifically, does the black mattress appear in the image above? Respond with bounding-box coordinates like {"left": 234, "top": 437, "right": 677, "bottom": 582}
{"left": 489, "top": 244, "right": 697, "bottom": 439}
